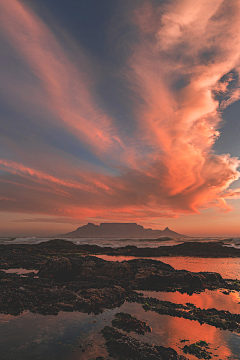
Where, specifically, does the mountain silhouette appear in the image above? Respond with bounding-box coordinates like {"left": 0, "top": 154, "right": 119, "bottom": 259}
{"left": 60, "top": 222, "right": 185, "bottom": 238}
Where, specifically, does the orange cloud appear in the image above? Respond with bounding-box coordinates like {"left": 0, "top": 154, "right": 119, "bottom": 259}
{"left": 222, "top": 188, "right": 240, "bottom": 199}
{"left": 0, "top": 0, "right": 124, "bottom": 157}
{"left": 0, "top": 159, "right": 117, "bottom": 197}
{"left": 0, "top": 0, "right": 240, "bottom": 226}
{"left": 127, "top": 0, "right": 240, "bottom": 212}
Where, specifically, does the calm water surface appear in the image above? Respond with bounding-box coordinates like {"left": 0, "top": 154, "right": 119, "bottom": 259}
{"left": 1, "top": 255, "right": 240, "bottom": 359}
{"left": 1, "top": 300, "right": 240, "bottom": 360}
{"left": 138, "top": 289, "right": 240, "bottom": 313}
{"left": 97, "top": 255, "right": 240, "bottom": 279}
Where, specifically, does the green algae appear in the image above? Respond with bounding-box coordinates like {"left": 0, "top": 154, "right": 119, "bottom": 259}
{"left": 182, "top": 340, "right": 212, "bottom": 359}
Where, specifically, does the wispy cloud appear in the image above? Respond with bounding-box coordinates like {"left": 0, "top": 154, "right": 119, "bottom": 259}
{"left": 13, "top": 217, "right": 85, "bottom": 224}
{"left": 222, "top": 188, "right": 240, "bottom": 200}
{"left": 0, "top": 0, "right": 123, "bottom": 156}
{"left": 0, "top": 197, "right": 16, "bottom": 202}
{"left": 127, "top": 0, "right": 240, "bottom": 212}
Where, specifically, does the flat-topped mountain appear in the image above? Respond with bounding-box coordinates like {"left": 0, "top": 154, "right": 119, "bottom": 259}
{"left": 60, "top": 222, "right": 185, "bottom": 238}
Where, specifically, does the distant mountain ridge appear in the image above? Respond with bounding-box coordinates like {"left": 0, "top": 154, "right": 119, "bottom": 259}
{"left": 60, "top": 222, "right": 185, "bottom": 238}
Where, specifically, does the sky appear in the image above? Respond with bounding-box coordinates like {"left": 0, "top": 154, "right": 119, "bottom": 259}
{"left": 0, "top": 0, "right": 240, "bottom": 237}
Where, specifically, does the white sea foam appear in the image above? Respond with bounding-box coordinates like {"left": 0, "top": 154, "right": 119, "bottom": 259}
{"left": 0, "top": 236, "right": 238, "bottom": 248}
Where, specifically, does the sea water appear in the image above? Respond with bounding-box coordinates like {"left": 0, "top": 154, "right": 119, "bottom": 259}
{"left": 1, "top": 235, "right": 239, "bottom": 248}
{"left": 1, "top": 289, "right": 240, "bottom": 359}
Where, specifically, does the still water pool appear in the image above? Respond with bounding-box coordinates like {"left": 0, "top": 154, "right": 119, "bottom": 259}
{"left": 1, "top": 299, "right": 240, "bottom": 360}
{"left": 1, "top": 256, "right": 240, "bottom": 360}
{"left": 96, "top": 255, "right": 240, "bottom": 280}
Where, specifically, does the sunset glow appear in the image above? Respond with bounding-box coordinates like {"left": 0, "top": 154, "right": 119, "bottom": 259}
{"left": 1, "top": 0, "right": 240, "bottom": 236}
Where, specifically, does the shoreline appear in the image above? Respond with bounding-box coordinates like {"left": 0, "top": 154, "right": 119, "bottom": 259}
{"left": 1, "top": 239, "right": 240, "bottom": 313}
{"left": 1, "top": 239, "right": 240, "bottom": 359}
{"left": 2, "top": 238, "right": 240, "bottom": 258}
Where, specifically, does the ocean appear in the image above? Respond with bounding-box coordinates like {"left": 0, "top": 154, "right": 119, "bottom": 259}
{"left": 1, "top": 235, "right": 240, "bottom": 247}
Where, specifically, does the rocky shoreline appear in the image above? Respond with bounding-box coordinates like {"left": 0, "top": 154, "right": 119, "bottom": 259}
{"left": 101, "top": 326, "right": 187, "bottom": 360}
{"left": 1, "top": 239, "right": 240, "bottom": 359}
{"left": 1, "top": 239, "right": 240, "bottom": 263}
{"left": 1, "top": 239, "right": 240, "bottom": 315}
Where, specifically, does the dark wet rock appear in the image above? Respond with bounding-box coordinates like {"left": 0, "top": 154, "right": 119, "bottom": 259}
{"left": 127, "top": 294, "right": 240, "bottom": 333}
{"left": 124, "top": 260, "right": 223, "bottom": 292}
{"left": 76, "top": 286, "right": 127, "bottom": 313}
{"left": 2, "top": 240, "right": 240, "bottom": 269}
{"left": 182, "top": 340, "right": 212, "bottom": 359}
{"left": 56, "top": 240, "right": 240, "bottom": 258}
{"left": 96, "top": 261, "right": 132, "bottom": 280}
{"left": 38, "top": 257, "right": 73, "bottom": 280}
{"left": 112, "top": 312, "right": 151, "bottom": 335}
{"left": 101, "top": 326, "right": 186, "bottom": 359}
{"left": 36, "top": 239, "right": 77, "bottom": 249}
{"left": 0, "top": 242, "right": 236, "bottom": 316}
{"left": 221, "top": 290, "right": 230, "bottom": 295}
{"left": 0, "top": 266, "right": 127, "bottom": 315}
{"left": 35, "top": 255, "right": 224, "bottom": 293}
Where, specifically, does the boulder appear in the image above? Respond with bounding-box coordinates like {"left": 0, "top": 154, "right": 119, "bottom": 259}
{"left": 38, "top": 257, "right": 73, "bottom": 280}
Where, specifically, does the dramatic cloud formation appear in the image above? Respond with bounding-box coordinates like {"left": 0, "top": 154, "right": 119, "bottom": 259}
{"left": 0, "top": 0, "right": 121, "bottom": 154}
{"left": 0, "top": 0, "right": 240, "bottom": 230}
{"left": 128, "top": 0, "right": 240, "bottom": 211}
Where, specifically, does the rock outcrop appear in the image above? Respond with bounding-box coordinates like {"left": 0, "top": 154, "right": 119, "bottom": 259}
{"left": 0, "top": 254, "right": 227, "bottom": 316}
{"left": 101, "top": 326, "right": 186, "bottom": 360}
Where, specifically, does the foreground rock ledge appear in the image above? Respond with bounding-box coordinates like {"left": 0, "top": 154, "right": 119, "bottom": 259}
{"left": 128, "top": 293, "right": 240, "bottom": 333}
{"left": 0, "top": 252, "right": 237, "bottom": 316}
{"left": 101, "top": 326, "right": 186, "bottom": 360}
{"left": 1, "top": 240, "right": 240, "bottom": 263}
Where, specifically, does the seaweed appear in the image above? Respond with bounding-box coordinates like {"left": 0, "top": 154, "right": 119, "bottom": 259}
{"left": 182, "top": 340, "right": 212, "bottom": 359}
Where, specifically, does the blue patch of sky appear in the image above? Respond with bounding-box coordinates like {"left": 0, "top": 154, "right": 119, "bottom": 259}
{"left": 214, "top": 99, "right": 240, "bottom": 190}
{"left": 171, "top": 74, "right": 191, "bottom": 91}
{"left": 214, "top": 100, "right": 240, "bottom": 158}
{"left": 26, "top": 0, "right": 120, "bottom": 60}
{"left": 0, "top": 101, "right": 117, "bottom": 174}
{"left": 24, "top": 0, "right": 140, "bottom": 137}
{"left": 0, "top": 170, "right": 7, "bottom": 177}
{"left": 213, "top": 70, "right": 239, "bottom": 106}
{"left": 93, "top": 73, "right": 139, "bottom": 137}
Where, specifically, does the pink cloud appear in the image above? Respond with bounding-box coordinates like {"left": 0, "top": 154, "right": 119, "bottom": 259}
{"left": 0, "top": 159, "right": 116, "bottom": 196}
{"left": 0, "top": 0, "right": 125, "bottom": 157}
{"left": 222, "top": 188, "right": 240, "bottom": 200}
{"left": 0, "top": 0, "right": 240, "bottom": 226}
{"left": 127, "top": 0, "right": 240, "bottom": 212}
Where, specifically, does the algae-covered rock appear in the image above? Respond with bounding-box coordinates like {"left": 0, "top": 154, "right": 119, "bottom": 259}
{"left": 182, "top": 340, "right": 212, "bottom": 359}
{"left": 101, "top": 326, "right": 186, "bottom": 359}
{"left": 112, "top": 312, "right": 151, "bottom": 335}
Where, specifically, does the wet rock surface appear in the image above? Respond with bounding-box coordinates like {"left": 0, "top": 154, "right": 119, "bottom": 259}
{"left": 182, "top": 340, "right": 212, "bottom": 359}
{"left": 0, "top": 241, "right": 239, "bottom": 316}
{"left": 1, "top": 240, "right": 240, "bottom": 267}
{"left": 101, "top": 326, "right": 186, "bottom": 360}
{"left": 46, "top": 239, "right": 240, "bottom": 257}
{"left": 0, "top": 271, "right": 126, "bottom": 315}
{"left": 0, "top": 261, "right": 227, "bottom": 315}
{"left": 128, "top": 293, "right": 240, "bottom": 333}
{"left": 112, "top": 312, "right": 151, "bottom": 335}
{"left": 1, "top": 240, "right": 240, "bottom": 359}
